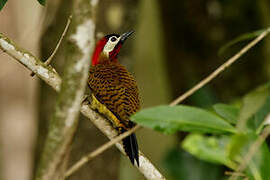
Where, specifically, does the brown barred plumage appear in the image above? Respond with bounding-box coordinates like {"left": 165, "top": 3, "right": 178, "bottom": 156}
{"left": 88, "top": 61, "right": 140, "bottom": 165}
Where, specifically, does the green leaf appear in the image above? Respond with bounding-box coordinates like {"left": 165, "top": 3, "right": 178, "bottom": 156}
{"left": 163, "top": 148, "right": 224, "bottom": 180}
{"left": 218, "top": 29, "right": 266, "bottom": 55}
{"left": 37, "top": 0, "right": 46, "bottom": 6}
{"left": 0, "top": 0, "right": 7, "bottom": 11}
{"left": 189, "top": 86, "right": 217, "bottom": 108}
{"left": 213, "top": 103, "right": 240, "bottom": 124}
{"left": 182, "top": 134, "right": 237, "bottom": 169}
{"left": 228, "top": 133, "right": 270, "bottom": 180}
{"left": 237, "top": 82, "right": 270, "bottom": 131}
{"left": 131, "top": 105, "right": 236, "bottom": 134}
{"left": 255, "top": 95, "right": 270, "bottom": 133}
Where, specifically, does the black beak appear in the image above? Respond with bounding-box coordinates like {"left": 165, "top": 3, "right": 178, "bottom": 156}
{"left": 120, "top": 31, "right": 134, "bottom": 43}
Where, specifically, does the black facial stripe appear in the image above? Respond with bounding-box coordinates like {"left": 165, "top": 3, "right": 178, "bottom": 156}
{"left": 105, "top": 33, "right": 120, "bottom": 40}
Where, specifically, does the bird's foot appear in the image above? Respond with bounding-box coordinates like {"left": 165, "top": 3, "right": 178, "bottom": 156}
{"left": 81, "top": 94, "right": 91, "bottom": 105}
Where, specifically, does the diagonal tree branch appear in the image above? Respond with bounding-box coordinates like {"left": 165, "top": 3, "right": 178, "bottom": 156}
{"left": 0, "top": 31, "right": 165, "bottom": 180}
{"left": 0, "top": 34, "right": 62, "bottom": 91}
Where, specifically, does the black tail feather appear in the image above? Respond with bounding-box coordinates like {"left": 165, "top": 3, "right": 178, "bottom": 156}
{"left": 122, "top": 133, "right": 139, "bottom": 166}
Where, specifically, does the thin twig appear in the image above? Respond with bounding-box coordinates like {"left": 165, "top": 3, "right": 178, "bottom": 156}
{"left": 45, "top": 15, "right": 72, "bottom": 66}
{"left": 170, "top": 27, "right": 270, "bottom": 106}
{"left": 31, "top": 15, "right": 72, "bottom": 76}
{"left": 225, "top": 171, "right": 246, "bottom": 177}
{"left": 65, "top": 125, "right": 141, "bottom": 178}
{"left": 229, "top": 125, "right": 270, "bottom": 180}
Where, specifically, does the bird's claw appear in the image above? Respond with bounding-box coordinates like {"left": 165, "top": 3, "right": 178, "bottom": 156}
{"left": 81, "top": 94, "right": 91, "bottom": 104}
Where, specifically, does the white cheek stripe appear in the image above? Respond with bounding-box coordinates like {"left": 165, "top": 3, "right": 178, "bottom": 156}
{"left": 103, "top": 37, "right": 121, "bottom": 56}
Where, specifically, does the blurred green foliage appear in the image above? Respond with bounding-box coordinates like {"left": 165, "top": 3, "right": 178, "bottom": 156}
{"left": 238, "top": 82, "right": 270, "bottom": 131}
{"left": 182, "top": 134, "right": 236, "bottom": 169}
{"left": 132, "top": 80, "right": 270, "bottom": 179}
{"left": 228, "top": 133, "right": 270, "bottom": 180}
{"left": 0, "top": 0, "right": 7, "bottom": 10}
{"left": 37, "top": 0, "right": 46, "bottom": 6}
{"left": 213, "top": 103, "right": 240, "bottom": 124}
{"left": 163, "top": 148, "right": 224, "bottom": 180}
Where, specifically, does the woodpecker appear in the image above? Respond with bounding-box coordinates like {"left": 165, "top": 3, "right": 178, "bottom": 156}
{"left": 88, "top": 31, "right": 140, "bottom": 166}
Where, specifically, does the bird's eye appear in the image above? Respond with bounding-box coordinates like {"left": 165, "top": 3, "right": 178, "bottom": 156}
{"left": 110, "top": 36, "right": 117, "bottom": 42}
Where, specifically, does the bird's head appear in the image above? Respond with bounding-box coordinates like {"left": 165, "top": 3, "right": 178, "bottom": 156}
{"left": 91, "top": 31, "right": 134, "bottom": 66}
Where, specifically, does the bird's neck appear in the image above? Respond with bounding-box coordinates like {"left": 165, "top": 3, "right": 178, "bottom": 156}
{"left": 93, "top": 52, "right": 118, "bottom": 66}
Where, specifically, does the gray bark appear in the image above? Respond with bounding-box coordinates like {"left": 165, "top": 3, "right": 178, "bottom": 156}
{"left": 35, "top": 0, "right": 96, "bottom": 179}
